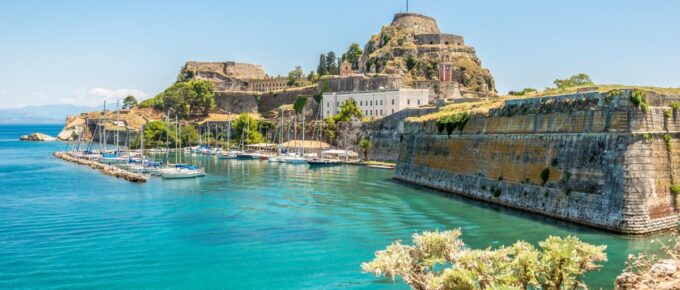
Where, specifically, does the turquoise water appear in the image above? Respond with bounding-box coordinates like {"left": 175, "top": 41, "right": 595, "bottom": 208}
{"left": 0, "top": 124, "right": 665, "bottom": 289}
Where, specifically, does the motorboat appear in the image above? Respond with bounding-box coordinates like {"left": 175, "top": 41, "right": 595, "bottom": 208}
{"left": 307, "top": 158, "right": 342, "bottom": 167}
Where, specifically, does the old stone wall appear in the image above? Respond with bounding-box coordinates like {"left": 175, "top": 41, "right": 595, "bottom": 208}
{"left": 391, "top": 13, "right": 440, "bottom": 34}
{"left": 322, "top": 75, "right": 403, "bottom": 93}
{"left": 334, "top": 107, "right": 438, "bottom": 162}
{"left": 214, "top": 85, "right": 320, "bottom": 119}
{"left": 395, "top": 90, "right": 680, "bottom": 234}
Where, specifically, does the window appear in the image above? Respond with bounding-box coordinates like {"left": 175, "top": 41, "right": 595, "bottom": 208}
{"left": 392, "top": 99, "right": 395, "bottom": 105}
{"left": 370, "top": 110, "right": 372, "bottom": 115}
{"left": 326, "top": 102, "right": 329, "bottom": 107}
{"left": 417, "top": 100, "right": 421, "bottom": 105}
{"left": 360, "top": 101, "right": 363, "bottom": 106}
{"left": 327, "top": 111, "right": 329, "bottom": 116}
{"left": 370, "top": 100, "right": 372, "bottom": 106}
{"left": 407, "top": 99, "right": 410, "bottom": 105}
{"left": 392, "top": 109, "right": 394, "bottom": 114}
{"left": 365, "top": 110, "right": 368, "bottom": 115}
{"left": 380, "top": 109, "right": 383, "bottom": 115}
{"left": 336, "top": 102, "right": 339, "bottom": 106}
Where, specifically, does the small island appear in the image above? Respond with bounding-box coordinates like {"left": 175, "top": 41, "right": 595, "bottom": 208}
{"left": 20, "top": 132, "right": 56, "bottom": 142}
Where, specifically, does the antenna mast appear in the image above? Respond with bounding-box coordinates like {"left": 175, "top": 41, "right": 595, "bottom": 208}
{"left": 406, "top": 0, "right": 409, "bottom": 12}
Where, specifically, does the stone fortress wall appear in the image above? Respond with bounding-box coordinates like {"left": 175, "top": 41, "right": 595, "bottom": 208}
{"left": 416, "top": 33, "right": 464, "bottom": 46}
{"left": 394, "top": 90, "right": 680, "bottom": 234}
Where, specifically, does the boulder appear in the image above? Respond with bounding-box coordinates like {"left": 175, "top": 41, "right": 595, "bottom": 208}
{"left": 20, "top": 132, "right": 57, "bottom": 142}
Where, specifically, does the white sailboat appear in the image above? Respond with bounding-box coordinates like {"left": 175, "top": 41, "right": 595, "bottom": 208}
{"left": 161, "top": 114, "right": 205, "bottom": 179}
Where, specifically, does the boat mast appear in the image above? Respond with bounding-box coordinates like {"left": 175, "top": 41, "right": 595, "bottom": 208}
{"left": 301, "top": 109, "right": 305, "bottom": 155}
{"left": 101, "top": 101, "right": 106, "bottom": 153}
{"left": 140, "top": 124, "right": 144, "bottom": 159}
{"left": 177, "top": 115, "right": 181, "bottom": 165}
{"left": 116, "top": 100, "right": 120, "bottom": 153}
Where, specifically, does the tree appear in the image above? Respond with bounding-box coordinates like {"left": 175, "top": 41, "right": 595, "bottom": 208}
{"left": 137, "top": 79, "right": 214, "bottom": 119}
{"left": 287, "top": 66, "right": 304, "bottom": 87}
{"left": 362, "top": 229, "right": 607, "bottom": 290}
{"left": 307, "top": 71, "right": 319, "bottom": 82}
{"left": 185, "top": 79, "right": 215, "bottom": 116}
{"left": 122, "top": 95, "right": 138, "bottom": 109}
{"left": 358, "top": 138, "right": 373, "bottom": 160}
{"left": 344, "top": 42, "right": 364, "bottom": 70}
{"left": 326, "top": 51, "right": 338, "bottom": 75}
{"left": 233, "top": 113, "right": 264, "bottom": 145}
{"left": 142, "top": 120, "right": 172, "bottom": 148}
{"left": 553, "top": 73, "right": 594, "bottom": 89}
{"left": 317, "top": 54, "right": 328, "bottom": 76}
{"left": 332, "top": 100, "right": 363, "bottom": 122}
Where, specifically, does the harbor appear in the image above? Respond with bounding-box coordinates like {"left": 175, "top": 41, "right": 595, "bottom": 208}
{"left": 0, "top": 124, "right": 666, "bottom": 289}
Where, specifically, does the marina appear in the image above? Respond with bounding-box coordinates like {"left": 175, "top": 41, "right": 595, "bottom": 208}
{"left": 0, "top": 124, "right": 667, "bottom": 289}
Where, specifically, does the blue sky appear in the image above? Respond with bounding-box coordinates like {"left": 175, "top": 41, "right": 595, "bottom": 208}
{"left": 1, "top": 0, "right": 679, "bottom": 108}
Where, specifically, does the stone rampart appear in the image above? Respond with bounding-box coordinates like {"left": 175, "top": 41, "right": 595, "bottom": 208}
{"left": 395, "top": 90, "right": 680, "bottom": 234}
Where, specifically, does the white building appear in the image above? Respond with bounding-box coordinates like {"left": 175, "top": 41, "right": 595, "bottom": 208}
{"left": 322, "top": 88, "right": 429, "bottom": 119}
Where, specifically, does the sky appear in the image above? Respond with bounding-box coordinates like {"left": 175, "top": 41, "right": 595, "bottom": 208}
{"left": 1, "top": 0, "right": 679, "bottom": 108}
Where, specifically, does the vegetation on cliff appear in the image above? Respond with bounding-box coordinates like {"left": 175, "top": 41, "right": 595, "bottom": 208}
{"left": 137, "top": 120, "right": 198, "bottom": 148}
{"left": 140, "top": 79, "right": 215, "bottom": 119}
{"left": 363, "top": 229, "right": 607, "bottom": 290}
{"left": 233, "top": 113, "right": 264, "bottom": 145}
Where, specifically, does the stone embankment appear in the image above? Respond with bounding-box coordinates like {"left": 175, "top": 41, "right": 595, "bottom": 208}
{"left": 54, "top": 152, "right": 147, "bottom": 182}
{"left": 395, "top": 89, "right": 680, "bottom": 234}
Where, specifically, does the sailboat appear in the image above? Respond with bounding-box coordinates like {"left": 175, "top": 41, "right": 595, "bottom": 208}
{"left": 218, "top": 120, "right": 240, "bottom": 159}
{"left": 236, "top": 113, "right": 261, "bottom": 160}
{"left": 161, "top": 114, "right": 205, "bottom": 179}
{"left": 282, "top": 109, "right": 307, "bottom": 164}
{"left": 307, "top": 102, "right": 341, "bottom": 167}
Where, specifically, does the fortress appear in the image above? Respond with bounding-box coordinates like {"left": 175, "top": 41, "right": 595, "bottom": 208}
{"left": 178, "top": 61, "right": 289, "bottom": 93}
{"left": 359, "top": 13, "right": 495, "bottom": 100}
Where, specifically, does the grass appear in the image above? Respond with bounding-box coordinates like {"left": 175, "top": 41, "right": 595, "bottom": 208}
{"left": 502, "top": 84, "right": 680, "bottom": 99}
{"left": 407, "top": 100, "right": 501, "bottom": 123}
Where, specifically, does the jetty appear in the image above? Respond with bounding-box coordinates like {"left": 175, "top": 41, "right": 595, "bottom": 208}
{"left": 54, "top": 152, "right": 147, "bottom": 182}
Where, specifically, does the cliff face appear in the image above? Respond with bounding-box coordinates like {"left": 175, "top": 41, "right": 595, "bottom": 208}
{"left": 395, "top": 90, "right": 680, "bottom": 234}
{"left": 359, "top": 13, "right": 495, "bottom": 98}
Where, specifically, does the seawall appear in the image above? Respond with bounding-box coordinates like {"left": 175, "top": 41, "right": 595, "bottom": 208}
{"left": 395, "top": 90, "right": 680, "bottom": 234}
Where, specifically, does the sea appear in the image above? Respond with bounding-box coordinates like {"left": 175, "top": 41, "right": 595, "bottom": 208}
{"left": 0, "top": 124, "right": 666, "bottom": 289}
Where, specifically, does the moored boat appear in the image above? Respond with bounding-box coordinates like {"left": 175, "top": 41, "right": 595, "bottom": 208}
{"left": 307, "top": 158, "right": 342, "bottom": 167}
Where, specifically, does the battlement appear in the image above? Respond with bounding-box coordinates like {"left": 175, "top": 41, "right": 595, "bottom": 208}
{"left": 184, "top": 61, "right": 266, "bottom": 80}
{"left": 391, "top": 13, "right": 440, "bottom": 34}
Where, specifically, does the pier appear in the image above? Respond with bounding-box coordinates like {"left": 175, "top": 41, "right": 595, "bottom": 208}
{"left": 53, "top": 152, "right": 147, "bottom": 183}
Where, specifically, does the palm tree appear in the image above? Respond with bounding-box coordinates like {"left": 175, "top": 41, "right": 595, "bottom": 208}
{"left": 358, "top": 138, "right": 373, "bottom": 161}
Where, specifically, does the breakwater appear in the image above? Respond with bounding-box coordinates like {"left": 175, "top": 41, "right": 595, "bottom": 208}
{"left": 54, "top": 152, "right": 147, "bottom": 182}
{"left": 395, "top": 90, "right": 680, "bottom": 234}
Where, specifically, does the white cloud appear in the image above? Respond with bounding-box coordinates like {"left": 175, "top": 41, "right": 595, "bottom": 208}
{"left": 88, "top": 88, "right": 148, "bottom": 99}
{"left": 62, "top": 88, "right": 149, "bottom": 107}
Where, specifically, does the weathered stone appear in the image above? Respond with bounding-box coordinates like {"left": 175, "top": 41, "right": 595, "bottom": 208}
{"left": 395, "top": 90, "right": 680, "bottom": 234}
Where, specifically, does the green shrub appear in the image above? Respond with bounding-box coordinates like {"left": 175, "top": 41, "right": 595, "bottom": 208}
{"left": 663, "top": 134, "right": 672, "bottom": 151}
{"left": 551, "top": 158, "right": 559, "bottom": 167}
{"left": 664, "top": 110, "right": 672, "bottom": 119}
{"left": 435, "top": 111, "right": 470, "bottom": 135}
{"left": 540, "top": 168, "right": 550, "bottom": 186}
{"left": 671, "top": 101, "right": 680, "bottom": 110}
{"left": 671, "top": 185, "right": 680, "bottom": 196}
{"left": 603, "top": 89, "right": 622, "bottom": 104}
{"left": 630, "top": 89, "right": 649, "bottom": 113}
{"left": 642, "top": 133, "right": 651, "bottom": 142}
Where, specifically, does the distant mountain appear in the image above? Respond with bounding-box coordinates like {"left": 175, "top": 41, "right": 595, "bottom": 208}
{"left": 0, "top": 104, "right": 97, "bottom": 124}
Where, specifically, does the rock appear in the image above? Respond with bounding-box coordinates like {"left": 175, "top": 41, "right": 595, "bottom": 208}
{"left": 20, "top": 132, "right": 57, "bottom": 142}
